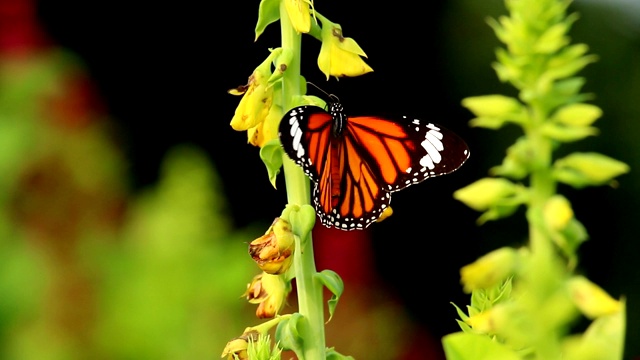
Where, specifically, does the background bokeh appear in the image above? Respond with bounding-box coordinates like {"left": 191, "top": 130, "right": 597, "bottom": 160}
{"left": 0, "top": 0, "right": 636, "bottom": 358}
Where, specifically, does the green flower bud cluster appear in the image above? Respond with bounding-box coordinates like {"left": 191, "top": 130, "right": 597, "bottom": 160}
{"left": 445, "top": 0, "right": 627, "bottom": 359}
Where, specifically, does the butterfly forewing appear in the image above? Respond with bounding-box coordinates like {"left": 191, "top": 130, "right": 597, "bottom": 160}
{"left": 346, "top": 116, "right": 469, "bottom": 192}
{"left": 279, "top": 106, "right": 331, "bottom": 183}
{"left": 279, "top": 103, "right": 470, "bottom": 231}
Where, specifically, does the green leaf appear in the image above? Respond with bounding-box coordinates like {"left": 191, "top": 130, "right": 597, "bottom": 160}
{"left": 563, "top": 218, "right": 589, "bottom": 246}
{"left": 490, "top": 137, "right": 532, "bottom": 179}
{"left": 255, "top": 0, "right": 281, "bottom": 41}
{"left": 455, "top": 319, "right": 474, "bottom": 333}
{"left": 534, "top": 14, "right": 578, "bottom": 54}
{"left": 452, "top": 302, "right": 471, "bottom": 322}
{"left": 541, "top": 122, "right": 599, "bottom": 142}
{"left": 562, "top": 301, "right": 625, "bottom": 360}
{"left": 442, "top": 332, "right": 521, "bottom": 360}
{"left": 247, "top": 334, "right": 282, "bottom": 360}
{"left": 326, "top": 347, "right": 355, "bottom": 360}
{"left": 492, "top": 48, "right": 522, "bottom": 84}
{"left": 289, "top": 204, "right": 315, "bottom": 246}
{"left": 544, "top": 77, "right": 590, "bottom": 111}
{"left": 553, "top": 152, "right": 630, "bottom": 188}
{"left": 539, "top": 53, "right": 598, "bottom": 85}
{"left": 477, "top": 204, "right": 521, "bottom": 224}
{"left": 487, "top": 17, "right": 508, "bottom": 45}
{"left": 551, "top": 217, "right": 589, "bottom": 269}
{"left": 452, "top": 302, "right": 475, "bottom": 332}
{"left": 547, "top": 44, "right": 591, "bottom": 76}
{"left": 275, "top": 313, "right": 305, "bottom": 356}
{"left": 468, "top": 117, "right": 510, "bottom": 129}
{"left": 260, "top": 139, "right": 284, "bottom": 189}
{"left": 315, "top": 270, "right": 344, "bottom": 322}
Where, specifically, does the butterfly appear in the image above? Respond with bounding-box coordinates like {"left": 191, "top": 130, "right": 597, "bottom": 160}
{"left": 278, "top": 96, "right": 470, "bottom": 231}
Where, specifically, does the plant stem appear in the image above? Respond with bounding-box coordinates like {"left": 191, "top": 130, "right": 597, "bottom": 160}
{"left": 525, "top": 103, "right": 562, "bottom": 360}
{"left": 279, "top": 2, "right": 326, "bottom": 359}
{"left": 526, "top": 105, "right": 555, "bottom": 259}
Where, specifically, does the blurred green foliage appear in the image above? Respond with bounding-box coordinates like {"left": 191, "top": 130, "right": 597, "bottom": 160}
{"left": 0, "top": 50, "right": 257, "bottom": 359}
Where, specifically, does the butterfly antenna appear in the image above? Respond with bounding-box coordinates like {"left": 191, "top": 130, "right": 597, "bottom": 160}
{"left": 307, "top": 81, "right": 340, "bottom": 103}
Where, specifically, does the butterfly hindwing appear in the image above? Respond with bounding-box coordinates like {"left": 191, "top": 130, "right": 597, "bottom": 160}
{"left": 315, "top": 132, "right": 392, "bottom": 230}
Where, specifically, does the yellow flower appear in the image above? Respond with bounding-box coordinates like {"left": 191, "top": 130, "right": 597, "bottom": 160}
{"left": 249, "top": 218, "right": 295, "bottom": 275}
{"left": 453, "top": 178, "right": 520, "bottom": 212}
{"left": 460, "top": 247, "right": 518, "bottom": 293}
{"left": 543, "top": 195, "right": 573, "bottom": 231}
{"left": 465, "top": 305, "right": 510, "bottom": 335}
{"left": 284, "top": 0, "right": 311, "bottom": 33}
{"left": 466, "top": 310, "right": 495, "bottom": 334}
{"left": 229, "top": 50, "right": 281, "bottom": 132}
{"left": 568, "top": 276, "right": 621, "bottom": 319}
{"left": 220, "top": 330, "right": 259, "bottom": 360}
{"left": 247, "top": 104, "right": 283, "bottom": 148}
{"left": 243, "top": 273, "right": 288, "bottom": 319}
{"left": 316, "top": 15, "right": 373, "bottom": 80}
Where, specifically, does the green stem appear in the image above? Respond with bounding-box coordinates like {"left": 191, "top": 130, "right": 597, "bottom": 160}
{"left": 525, "top": 104, "right": 562, "bottom": 359}
{"left": 280, "top": 2, "right": 326, "bottom": 359}
{"left": 526, "top": 105, "right": 555, "bottom": 258}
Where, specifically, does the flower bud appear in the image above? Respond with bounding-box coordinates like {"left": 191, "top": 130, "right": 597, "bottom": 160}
{"left": 462, "top": 95, "right": 523, "bottom": 118}
{"left": 552, "top": 103, "right": 602, "bottom": 127}
{"left": 249, "top": 218, "right": 295, "bottom": 275}
{"left": 453, "top": 178, "right": 521, "bottom": 212}
{"left": 220, "top": 330, "right": 259, "bottom": 360}
{"left": 554, "top": 152, "right": 629, "bottom": 188}
{"left": 543, "top": 195, "right": 573, "bottom": 231}
{"left": 568, "top": 276, "right": 621, "bottom": 319}
{"left": 460, "top": 247, "right": 518, "bottom": 293}
{"left": 243, "top": 273, "right": 288, "bottom": 319}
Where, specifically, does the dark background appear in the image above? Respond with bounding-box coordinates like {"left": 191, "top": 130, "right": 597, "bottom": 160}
{"left": 36, "top": 0, "right": 639, "bottom": 357}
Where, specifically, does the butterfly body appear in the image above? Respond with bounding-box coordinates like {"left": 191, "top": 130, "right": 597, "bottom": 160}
{"left": 279, "top": 100, "right": 470, "bottom": 231}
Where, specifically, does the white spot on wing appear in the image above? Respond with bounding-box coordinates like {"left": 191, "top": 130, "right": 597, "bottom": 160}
{"left": 422, "top": 137, "right": 441, "bottom": 163}
{"left": 290, "top": 118, "right": 299, "bottom": 135}
{"left": 426, "top": 130, "right": 444, "bottom": 150}
{"left": 420, "top": 152, "right": 435, "bottom": 169}
{"left": 292, "top": 125, "right": 304, "bottom": 158}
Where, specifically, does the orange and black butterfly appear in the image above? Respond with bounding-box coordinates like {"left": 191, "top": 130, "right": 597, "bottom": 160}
{"left": 278, "top": 96, "right": 470, "bottom": 231}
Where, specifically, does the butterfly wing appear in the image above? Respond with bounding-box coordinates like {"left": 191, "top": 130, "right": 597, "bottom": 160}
{"left": 315, "top": 123, "right": 392, "bottom": 230}
{"left": 345, "top": 115, "right": 470, "bottom": 192}
{"left": 280, "top": 105, "right": 375, "bottom": 229}
{"left": 279, "top": 106, "right": 470, "bottom": 230}
{"left": 279, "top": 105, "right": 332, "bottom": 183}
{"left": 320, "top": 115, "right": 469, "bottom": 229}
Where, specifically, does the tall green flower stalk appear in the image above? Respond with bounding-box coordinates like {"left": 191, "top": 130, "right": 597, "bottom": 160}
{"left": 223, "top": 1, "right": 371, "bottom": 359}
{"left": 443, "top": 0, "right": 628, "bottom": 359}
